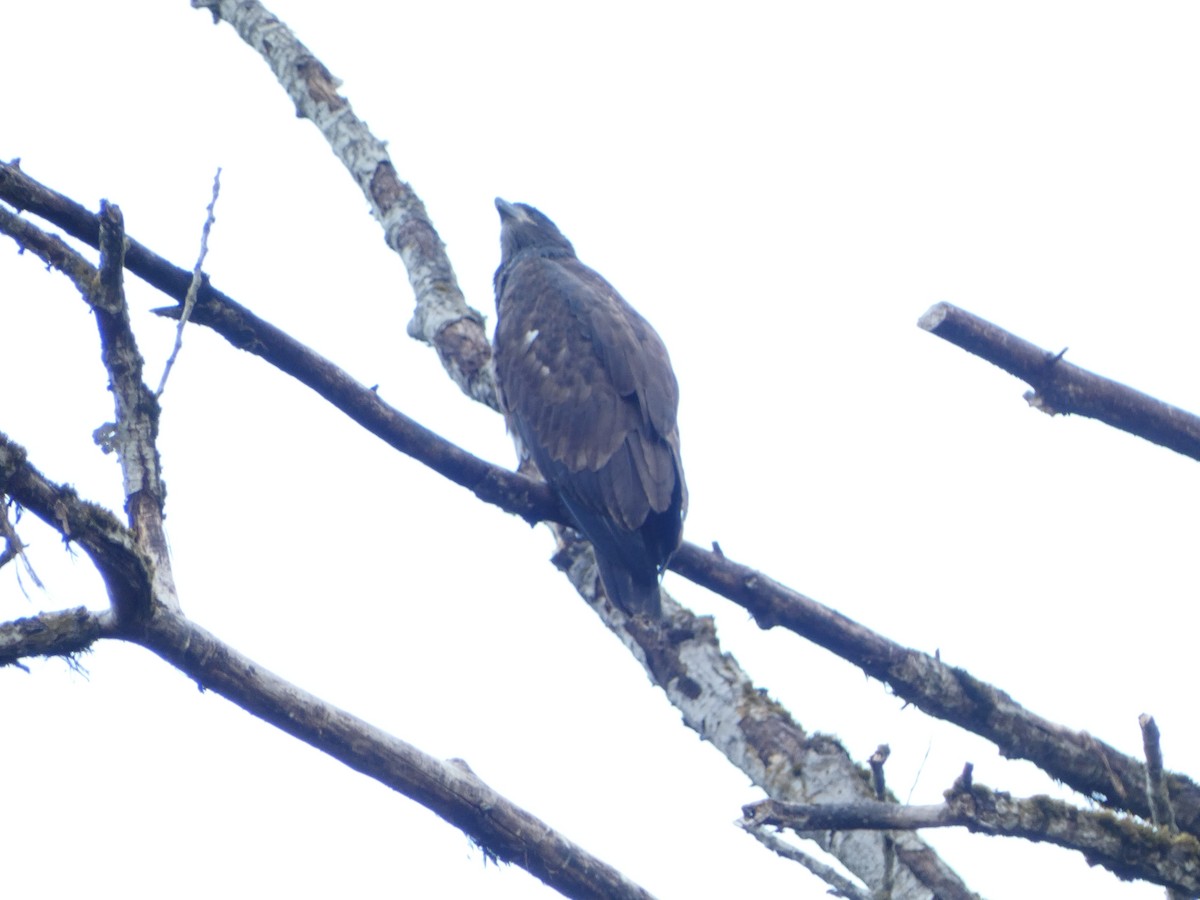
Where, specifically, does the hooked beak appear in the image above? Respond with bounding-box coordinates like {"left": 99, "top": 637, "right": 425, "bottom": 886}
{"left": 495, "top": 197, "right": 531, "bottom": 223}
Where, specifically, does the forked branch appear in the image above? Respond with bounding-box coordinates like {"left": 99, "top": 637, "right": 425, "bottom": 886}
{"left": 745, "top": 766, "right": 1200, "bottom": 895}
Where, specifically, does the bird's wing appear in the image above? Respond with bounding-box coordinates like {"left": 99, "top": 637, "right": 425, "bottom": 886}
{"left": 495, "top": 255, "right": 681, "bottom": 531}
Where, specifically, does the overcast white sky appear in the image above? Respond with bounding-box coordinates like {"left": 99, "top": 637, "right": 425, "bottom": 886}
{"left": 4, "top": 3, "right": 1200, "bottom": 897}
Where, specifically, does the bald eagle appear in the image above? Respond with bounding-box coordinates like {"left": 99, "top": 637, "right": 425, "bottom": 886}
{"left": 492, "top": 199, "right": 687, "bottom": 617}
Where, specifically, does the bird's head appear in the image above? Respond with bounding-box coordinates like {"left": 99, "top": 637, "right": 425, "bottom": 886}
{"left": 495, "top": 198, "right": 575, "bottom": 264}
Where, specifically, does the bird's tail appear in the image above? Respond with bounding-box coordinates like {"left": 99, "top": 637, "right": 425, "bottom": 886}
{"left": 595, "top": 553, "right": 662, "bottom": 618}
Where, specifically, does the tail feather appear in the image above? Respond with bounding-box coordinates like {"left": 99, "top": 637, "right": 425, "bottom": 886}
{"left": 594, "top": 551, "right": 662, "bottom": 617}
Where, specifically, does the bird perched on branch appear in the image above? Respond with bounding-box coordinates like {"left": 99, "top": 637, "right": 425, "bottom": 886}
{"left": 492, "top": 199, "right": 687, "bottom": 617}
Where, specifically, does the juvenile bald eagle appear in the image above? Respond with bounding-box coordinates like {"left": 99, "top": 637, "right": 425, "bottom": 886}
{"left": 492, "top": 199, "right": 687, "bottom": 617}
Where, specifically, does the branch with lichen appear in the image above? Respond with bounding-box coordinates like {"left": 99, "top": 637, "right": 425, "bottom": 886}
{"left": 0, "top": 607, "right": 106, "bottom": 668}
{"left": 745, "top": 765, "right": 1200, "bottom": 895}
{"left": 190, "top": 0, "right": 493, "bottom": 407}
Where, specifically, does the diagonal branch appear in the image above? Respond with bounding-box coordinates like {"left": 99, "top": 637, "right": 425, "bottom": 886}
{"left": 0, "top": 439, "right": 656, "bottom": 900}
{"left": 668, "top": 541, "right": 1200, "bottom": 833}
{"left": 919, "top": 302, "right": 1200, "bottom": 461}
{"left": 190, "top": 0, "right": 494, "bottom": 407}
{"left": 0, "top": 431, "right": 152, "bottom": 617}
{"left": 138, "top": 607, "right": 657, "bottom": 900}
{"left": 151, "top": 291, "right": 559, "bottom": 523}
{"left": 740, "top": 824, "right": 874, "bottom": 900}
{"left": 0, "top": 609, "right": 661, "bottom": 900}
{"left": 0, "top": 170, "right": 555, "bottom": 525}
{"left": 0, "top": 202, "right": 98, "bottom": 294}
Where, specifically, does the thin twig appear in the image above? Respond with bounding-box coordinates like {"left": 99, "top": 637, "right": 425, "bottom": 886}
{"left": 157, "top": 167, "right": 221, "bottom": 397}
{"left": 740, "top": 822, "right": 871, "bottom": 900}
{"left": 0, "top": 499, "right": 41, "bottom": 589}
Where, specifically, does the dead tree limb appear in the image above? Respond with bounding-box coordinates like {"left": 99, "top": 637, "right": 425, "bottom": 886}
{"left": 139, "top": 607, "right": 659, "bottom": 900}
{"left": 0, "top": 435, "right": 655, "bottom": 900}
{"left": 919, "top": 302, "right": 1200, "bottom": 461}
{"left": 746, "top": 772, "right": 1200, "bottom": 895}
{"left": 190, "top": 0, "right": 494, "bottom": 407}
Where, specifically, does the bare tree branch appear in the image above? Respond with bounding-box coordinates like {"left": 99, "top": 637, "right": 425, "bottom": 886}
{"left": 740, "top": 823, "right": 874, "bottom": 900}
{"left": 0, "top": 431, "right": 152, "bottom": 617}
{"left": 150, "top": 291, "right": 558, "bottom": 522}
{"left": 0, "top": 606, "right": 105, "bottom": 666}
{"left": 746, "top": 770, "right": 1200, "bottom": 895}
{"left": 0, "top": 613, "right": 660, "bottom": 900}
{"left": 918, "top": 302, "right": 1200, "bottom": 461}
{"left": 93, "top": 201, "right": 178, "bottom": 617}
{"left": 1, "top": 183, "right": 962, "bottom": 897}
{"left": 0, "top": 201, "right": 98, "bottom": 294}
{"left": 669, "top": 541, "right": 1200, "bottom": 835}
{"left": 547, "top": 531, "right": 971, "bottom": 900}
{"left": 0, "top": 443, "right": 656, "bottom": 900}
{"left": 0, "top": 196, "right": 175, "bottom": 619}
{"left": 0, "top": 164, "right": 555, "bottom": 525}
{"left": 138, "top": 607, "right": 658, "bottom": 900}
{"left": 190, "top": 0, "right": 495, "bottom": 408}
{"left": 747, "top": 796, "right": 952, "bottom": 831}
{"left": 892, "top": 842, "right": 983, "bottom": 900}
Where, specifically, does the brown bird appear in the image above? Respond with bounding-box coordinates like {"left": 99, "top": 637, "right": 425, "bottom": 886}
{"left": 492, "top": 199, "right": 687, "bottom": 617}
